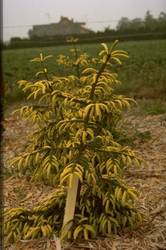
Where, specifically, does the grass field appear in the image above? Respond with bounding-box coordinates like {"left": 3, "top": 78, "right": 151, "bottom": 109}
{"left": 2, "top": 39, "right": 166, "bottom": 102}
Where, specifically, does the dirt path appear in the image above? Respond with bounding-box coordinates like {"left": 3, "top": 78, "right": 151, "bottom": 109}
{"left": 2, "top": 104, "right": 166, "bottom": 250}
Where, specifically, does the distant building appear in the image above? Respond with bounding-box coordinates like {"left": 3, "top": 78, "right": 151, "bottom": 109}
{"left": 31, "top": 16, "right": 91, "bottom": 38}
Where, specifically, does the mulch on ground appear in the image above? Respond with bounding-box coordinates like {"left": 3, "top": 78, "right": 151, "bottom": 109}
{"left": 2, "top": 103, "right": 166, "bottom": 250}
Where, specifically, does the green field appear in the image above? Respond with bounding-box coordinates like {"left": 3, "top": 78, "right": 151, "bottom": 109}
{"left": 2, "top": 39, "right": 166, "bottom": 102}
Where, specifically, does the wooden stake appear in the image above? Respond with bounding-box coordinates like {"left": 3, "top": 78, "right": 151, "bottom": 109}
{"left": 62, "top": 174, "right": 79, "bottom": 235}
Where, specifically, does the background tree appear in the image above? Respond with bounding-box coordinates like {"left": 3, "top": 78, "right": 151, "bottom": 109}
{"left": 116, "top": 17, "right": 131, "bottom": 31}
{"left": 129, "top": 18, "right": 143, "bottom": 31}
{"left": 157, "top": 12, "right": 166, "bottom": 31}
{"left": 144, "top": 10, "right": 157, "bottom": 32}
{"left": 28, "top": 29, "right": 34, "bottom": 39}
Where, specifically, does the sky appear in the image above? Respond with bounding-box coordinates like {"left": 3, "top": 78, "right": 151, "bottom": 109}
{"left": 3, "top": 0, "right": 166, "bottom": 41}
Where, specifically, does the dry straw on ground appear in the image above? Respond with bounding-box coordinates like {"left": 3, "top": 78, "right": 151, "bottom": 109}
{"left": 2, "top": 102, "right": 166, "bottom": 250}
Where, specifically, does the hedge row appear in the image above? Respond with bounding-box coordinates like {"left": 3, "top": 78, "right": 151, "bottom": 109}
{"left": 3, "top": 32, "right": 166, "bottom": 50}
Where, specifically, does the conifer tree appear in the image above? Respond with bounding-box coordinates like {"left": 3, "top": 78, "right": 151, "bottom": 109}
{"left": 3, "top": 39, "right": 148, "bottom": 244}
